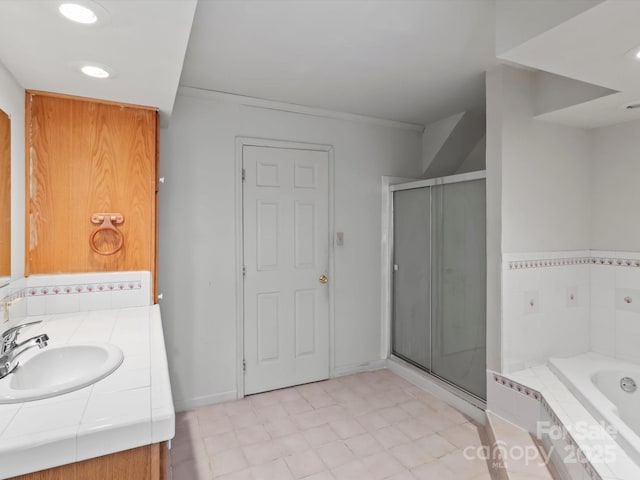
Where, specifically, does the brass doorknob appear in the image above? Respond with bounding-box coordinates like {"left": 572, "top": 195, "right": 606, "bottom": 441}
{"left": 319, "top": 275, "right": 328, "bottom": 284}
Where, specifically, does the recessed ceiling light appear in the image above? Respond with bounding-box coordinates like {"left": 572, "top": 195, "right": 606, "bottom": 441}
{"left": 81, "top": 65, "right": 110, "bottom": 78}
{"left": 59, "top": 3, "right": 97, "bottom": 24}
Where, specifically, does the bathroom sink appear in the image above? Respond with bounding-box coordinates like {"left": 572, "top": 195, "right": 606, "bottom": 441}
{"left": 0, "top": 343, "right": 124, "bottom": 403}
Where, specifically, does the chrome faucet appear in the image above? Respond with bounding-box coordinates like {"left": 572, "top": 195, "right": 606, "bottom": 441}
{"left": 0, "top": 321, "right": 49, "bottom": 379}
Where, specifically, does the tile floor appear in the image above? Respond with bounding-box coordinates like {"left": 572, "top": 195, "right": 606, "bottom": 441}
{"left": 170, "top": 369, "right": 492, "bottom": 479}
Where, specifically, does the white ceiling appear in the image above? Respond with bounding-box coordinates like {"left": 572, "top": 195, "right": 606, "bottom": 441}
{"left": 180, "top": 0, "right": 498, "bottom": 126}
{"left": 0, "top": 0, "right": 197, "bottom": 119}
{"left": 499, "top": 1, "right": 640, "bottom": 129}
{"left": 2, "top": 1, "right": 635, "bottom": 130}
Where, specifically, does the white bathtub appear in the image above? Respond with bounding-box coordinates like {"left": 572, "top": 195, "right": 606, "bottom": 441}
{"left": 549, "top": 353, "right": 640, "bottom": 465}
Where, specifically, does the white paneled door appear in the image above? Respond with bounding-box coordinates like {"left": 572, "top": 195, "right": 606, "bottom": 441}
{"left": 243, "top": 145, "right": 330, "bottom": 395}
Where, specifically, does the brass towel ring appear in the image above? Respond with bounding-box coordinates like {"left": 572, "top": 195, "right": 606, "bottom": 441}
{"left": 89, "top": 213, "right": 124, "bottom": 256}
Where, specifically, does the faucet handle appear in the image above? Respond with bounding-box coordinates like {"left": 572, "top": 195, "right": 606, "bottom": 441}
{"left": 1, "top": 321, "right": 43, "bottom": 350}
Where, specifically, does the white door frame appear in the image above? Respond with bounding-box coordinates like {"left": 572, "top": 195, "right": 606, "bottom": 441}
{"left": 235, "top": 137, "right": 335, "bottom": 399}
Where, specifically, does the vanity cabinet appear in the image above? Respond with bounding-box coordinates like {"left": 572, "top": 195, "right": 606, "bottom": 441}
{"left": 8, "top": 442, "right": 167, "bottom": 480}
{"left": 25, "top": 91, "right": 158, "bottom": 300}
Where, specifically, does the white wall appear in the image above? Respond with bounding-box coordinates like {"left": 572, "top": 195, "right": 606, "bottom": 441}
{"left": 590, "top": 120, "right": 640, "bottom": 251}
{"left": 0, "top": 62, "right": 24, "bottom": 281}
{"left": 159, "top": 91, "right": 423, "bottom": 410}
{"left": 421, "top": 112, "right": 463, "bottom": 173}
{"left": 497, "top": 66, "right": 591, "bottom": 254}
{"left": 487, "top": 65, "right": 592, "bottom": 374}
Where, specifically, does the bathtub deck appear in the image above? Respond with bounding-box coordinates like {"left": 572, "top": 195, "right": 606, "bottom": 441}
{"left": 509, "top": 363, "right": 640, "bottom": 480}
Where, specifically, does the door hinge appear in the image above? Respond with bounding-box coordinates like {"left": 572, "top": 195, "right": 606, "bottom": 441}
{"left": 241, "top": 168, "right": 246, "bottom": 182}
{"left": 243, "top": 359, "right": 246, "bottom": 373}
{"left": 242, "top": 265, "right": 246, "bottom": 277}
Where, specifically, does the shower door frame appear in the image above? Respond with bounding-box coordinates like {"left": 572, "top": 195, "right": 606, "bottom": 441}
{"left": 387, "top": 169, "right": 487, "bottom": 408}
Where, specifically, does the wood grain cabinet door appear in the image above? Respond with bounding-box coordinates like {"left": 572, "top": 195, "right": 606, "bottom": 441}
{"left": 26, "top": 92, "right": 157, "bottom": 290}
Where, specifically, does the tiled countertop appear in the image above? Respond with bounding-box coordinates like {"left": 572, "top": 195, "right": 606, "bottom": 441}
{"left": 0, "top": 305, "right": 174, "bottom": 478}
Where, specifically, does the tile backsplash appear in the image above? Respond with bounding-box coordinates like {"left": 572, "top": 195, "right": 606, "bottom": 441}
{"left": 502, "top": 250, "right": 640, "bottom": 372}
{"left": 1, "top": 271, "right": 151, "bottom": 322}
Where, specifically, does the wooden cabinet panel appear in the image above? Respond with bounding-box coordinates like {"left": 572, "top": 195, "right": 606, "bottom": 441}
{"left": 0, "top": 108, "right": 10, "bottom": 277}
{"left": 8, "top": 442, "right": 167, "bottom": 480}
{"left": 25, "top": 91, "right": 157, "bottom": 290}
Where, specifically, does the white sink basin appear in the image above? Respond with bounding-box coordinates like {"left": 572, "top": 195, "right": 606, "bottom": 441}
{"left": 0, "top": 343, "right": 124, "bottom": 403}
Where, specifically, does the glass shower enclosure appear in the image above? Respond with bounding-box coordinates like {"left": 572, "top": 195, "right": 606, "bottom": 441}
{"left": 391, "top": 171, "right": 486, "bottom": 401}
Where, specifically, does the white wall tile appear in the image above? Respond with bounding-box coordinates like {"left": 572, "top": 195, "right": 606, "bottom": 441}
{"left": 590, "top": 307, "right": 615, "bottom": 357}
{"left": 615, "top": 310, "right": 640, "bottom": 363}
{"left": 502, "top": 255, "right": 591, "bottom": 371}
{"left": 615, "top": 288, "right": 640, "bottom": 314}
{"left": 615, "top": 265, "right": 640, "bottom": 291}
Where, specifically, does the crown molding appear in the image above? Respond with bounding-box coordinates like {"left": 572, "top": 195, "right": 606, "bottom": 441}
{"left": 177, "top": 86, "right": 425, "bottom": 132}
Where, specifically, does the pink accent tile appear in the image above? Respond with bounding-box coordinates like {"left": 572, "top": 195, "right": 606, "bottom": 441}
{"left": 210, "top": 448, "right": 249, "bottom": 477}
{"left": 329, "top": 388, "right": 362, "bottom": 405}
{"left": 331, "top": 460, "right": 369, "bottom": 480}
{"left": 282, "top": 398, "right": 313, "bottom": 415}
{"left": 398, "top": 400, "right": 432, "bottom": 417}
{"left": 172, "top": 457, "right": 213, "bottom": 480}
{"left": 314, "top": 405, "right": 348, "bottom": 424}
{"left": 224, "top": 400, "right": 254, "bottom": 417}
{"left": 235, "top": 424, "right": 271, "bottom": 446}
{"left": 378, "top": 406, "right": 411, "bottom": 424}
{"left": 390, "top": 441, "right": 435, "bottom": 469}
{"left": 203, "top": 431, "right": 239, "bottom": 456}
{"left": 315, "top": 441, "right": 356, "bottom": 469}
{"left": 306, "top": 393, "right": 337, "bottom": 409}
{"left": 361, "top": 451, "right": 405, "bottom": 480}
{"left": 371, "top": 425, "right": 411, "bottom": 450}
{"left": 412, "top": 460, "right": 458, "bottom": 480}
{"left": 283, "top": 449, "right": 326, "bottom": 478}
{"left": 302, "top": 472, "right": 336, "bottom": 480}
{"left": 230, "top": 411, "right": 261, "bottom": 430}
{"left": 356, "top": 411, "right": 390, "bottom": 431}
{"left": 215, "top": 467, "right": 253, "bottom": 480}
{"left": 295, "top": 382, "right": 326, "bottom": 399}
{"left": 293, "top": 410, "right": 327, "bottom": 429}
{"left": 249, "top": 458, "right": 294, "bottom": 480}
{"left": 263, "top": 417, "right": 299, "bottom": 439}
{"left": 438, "top": 449, "right": 490, "bottom": 478}
{"left": 198, "top": 416, "right": 233, "bottom": 437}
{"left": 414, "top": 433, "right": 457, "bottom": 459}
{"left": 241, "top": 438, "right": 285, "bottom": 466}
{"left": 254, "top": 403, "right": 289, "bottom": 422}
{"left": 276, "top": 432, "right": 311, "bottom": 455}
{"left": 386, "top": 471, "right": 418, "bottom": 480}
{"left": 395, "top": 417, "right": 435, "bottom": 440}
{"left": 302, "top": 424, "right": 339, "bottom": 448}
{"left": 329, "top": 418, "right": 366, "bottom": 440}
{"left": 249, "top": 391, "right": 281, "bottom": 408}
{"left": 438, "top": 422, "right": 483, "bottom": 449}
{"left": 343, "top": 432, "right": 383, "bottom": 457}
{"left": 273, "top": 387, "right": 302, "bottom": 403}
{"left": 171, "top": 439, "right": 208, "bottom": 466}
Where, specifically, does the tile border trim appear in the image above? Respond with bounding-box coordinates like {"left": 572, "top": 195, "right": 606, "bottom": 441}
{"left": 25, "top": 281, "right": 142, "bottom": 297}
{"left": 506, "top": 252, "right": 640, "bottom": 270}
{"left": 492, "top": 373, "right": 603, "bottom": 480}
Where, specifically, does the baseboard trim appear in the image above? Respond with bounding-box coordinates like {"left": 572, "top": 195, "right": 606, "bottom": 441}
{"left": 331, "top": 359, "right": 387, "bottom": 378}
{"left": 174, "top": 390, "right": 237, "bottom": 413}
{"left": 387, "top": 356, "right": 486, "bottom": 425}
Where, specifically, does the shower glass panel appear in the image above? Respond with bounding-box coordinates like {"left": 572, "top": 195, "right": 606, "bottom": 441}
{"left": 392, "top": 188, "right": 431, "bottom": 370}
{"left": 431, "top": 180, "right": 486, "bottom": 399}
{"left": 391, "top": 174, "right": 486, "bottom": 401}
